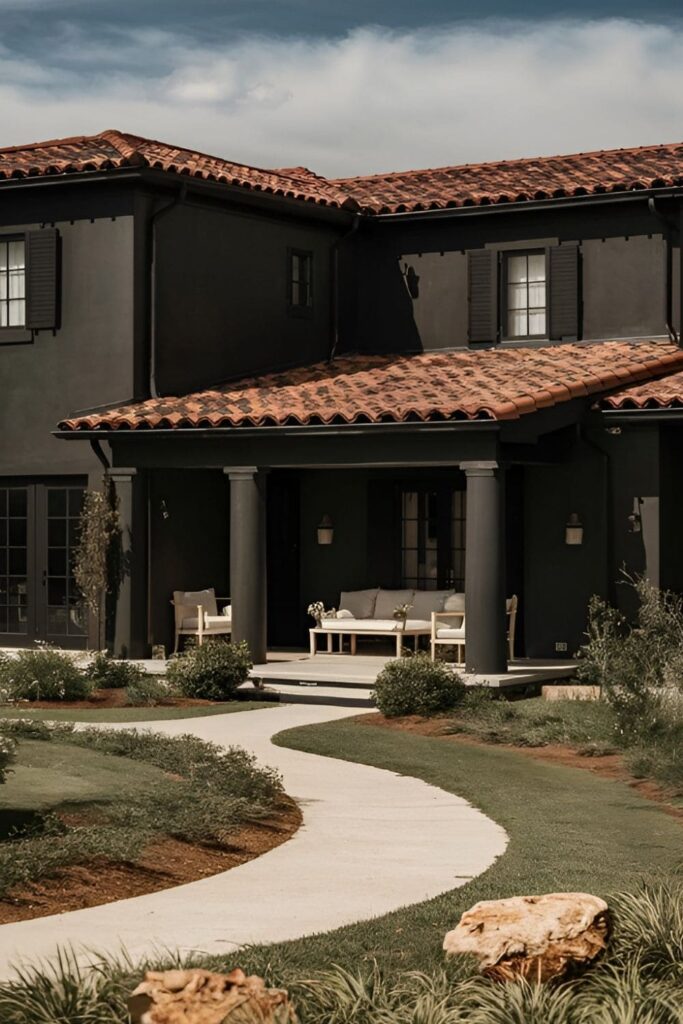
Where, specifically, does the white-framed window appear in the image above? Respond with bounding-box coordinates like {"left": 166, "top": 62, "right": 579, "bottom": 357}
{"left": 0, "top": 239, "right": 26, "bottom": 328}
{"left": 505, "top": 250, "right": 546, "bottom": 339}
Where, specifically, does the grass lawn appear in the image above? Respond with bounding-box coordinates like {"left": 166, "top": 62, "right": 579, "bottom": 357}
{"left": 215, "top": 714, "right": 683, "bottom": 977}
{"left": 0, "top": 738, "right": 170, "bottom": 815}
{"left": 0, "top": 700, "right": 272, "bottom": 723}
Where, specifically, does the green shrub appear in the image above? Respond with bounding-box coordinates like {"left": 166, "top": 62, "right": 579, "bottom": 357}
{"left": 372, "top": 654, "right": 465, "bottom": 717}
{"left": 0, "top": 648, "right": 92, "bottom": 702}
{"left": 125, "top": 675, "right": 178, "bottom": 707}
{"left": 0, "top": 734, "right": 15, "bottom": 784}
{"left": 85, "top": 650, "right": 145, "bottom": 689}
{"left": 166, "top": 639, "right": 252, "bottom": 701}
{"left": 576, "top": 576, "right": 683, "bottom": 746}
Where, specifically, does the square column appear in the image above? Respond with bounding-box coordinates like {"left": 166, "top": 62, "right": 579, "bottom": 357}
{"left": 224, "top": 467, "right": 267, "bottom": 664}
{"left": 107, "top": 467, "right": 148, "bottom": 659}
{"left": 463, "top": 462, "right": 507, "bottom": 675}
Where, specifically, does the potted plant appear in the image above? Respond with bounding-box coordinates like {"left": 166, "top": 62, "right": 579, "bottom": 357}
{"left": 308, "top": 601, "right": 336, "bottom": 626}
{"left": 393, "top": 602, "right": 412, "bottom": 630}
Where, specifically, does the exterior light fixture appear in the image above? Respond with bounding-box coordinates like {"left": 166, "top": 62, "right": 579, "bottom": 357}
{"left": 317, "top": 514, "right": 334, "bottom": 545}
{"left": 565, "top": 512, "right": 584, "bottom": 546}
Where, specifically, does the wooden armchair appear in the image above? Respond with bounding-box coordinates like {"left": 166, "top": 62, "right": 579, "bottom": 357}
{"left": 172, "top": 588, "right": 231, "bottom": 654}
{"left": 430, "top": 595, "right": 518, "bottom": 665}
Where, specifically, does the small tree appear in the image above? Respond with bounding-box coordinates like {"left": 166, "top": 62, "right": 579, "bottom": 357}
{"left": 73, "top": 479, "right": 122, "bottom": 649}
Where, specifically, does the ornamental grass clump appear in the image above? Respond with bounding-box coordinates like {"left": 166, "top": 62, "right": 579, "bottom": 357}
{"left": 167, "top": 639, "right": 253, "bottom": 701}
{"left": 0, "top": 647, "right": 92, "bottom": 702}
{"left": 372, "top": 653, "right": 465, "bottom": 717}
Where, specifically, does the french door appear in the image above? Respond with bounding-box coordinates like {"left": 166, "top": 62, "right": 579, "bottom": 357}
{"left": 399, "top": 485, "right": 466, "bottom": 591}
{"left": 0, "top": 480, "right": 87, "bottom": 648}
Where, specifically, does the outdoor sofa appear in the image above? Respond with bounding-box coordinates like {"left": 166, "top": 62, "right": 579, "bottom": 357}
{"left": 310, "top": 587, "right": 518, "bottom": 663}
{"left": 310, "top": 587, "right": 464, "bottom": 657}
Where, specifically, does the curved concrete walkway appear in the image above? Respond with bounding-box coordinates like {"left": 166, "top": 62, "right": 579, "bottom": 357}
{"left": 0, "top": 705, "right": 508, "bottom": 979}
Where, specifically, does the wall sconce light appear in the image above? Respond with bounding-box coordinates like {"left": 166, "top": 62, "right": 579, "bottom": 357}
{"left": 317, "top": 514, "right": 334, "bottom": 545}
{"left": 160, "top": 500, "right": 170, "bottom": 521}
{"left": 565, "top": 512, "right": 584, "bottom": 546}
{"left": 628, "top": 497, "right": 643, "bottom": 533}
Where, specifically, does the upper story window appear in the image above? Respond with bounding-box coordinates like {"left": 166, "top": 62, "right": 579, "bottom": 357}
{"left": 0, "top": 239, "right": 26, "bottom": 328}
{"left": 505, "top": 251, "right": 546, "bottom": 339}
{"left": 467, "top": 243, "right": 579, "bottom": 345}
{"left": 288, "top": 249, "right": 313, "bottom": 312}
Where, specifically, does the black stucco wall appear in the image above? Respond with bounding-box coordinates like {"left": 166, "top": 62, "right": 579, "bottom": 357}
{"left": 154, "top": 202, "right": 341, "bottom": 394}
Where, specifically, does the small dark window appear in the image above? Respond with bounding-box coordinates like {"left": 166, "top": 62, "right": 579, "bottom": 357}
{"left": 288, "top": 249, "right": 313, "bottom": 310}
{"left": 0, "top": 238, "right": 26, "bottom": 328}
{"left": 504, "top": 250, "right": 547, "bottom": 339}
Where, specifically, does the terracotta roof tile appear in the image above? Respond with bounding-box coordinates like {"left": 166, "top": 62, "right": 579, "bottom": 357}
{"left": 0, "top": 129, "right": 357, "bottom": 209}
{"left": 6, "top": 131, "right": 683, "bottom": 215}
{"left": 332, "top": 141, "right": 683, "bottom": 213}
{"left": 58, "top": 340, "right": 683, "bottom": 432}
{"left": 601, "top": 369, "right": 683, "bottom": 411}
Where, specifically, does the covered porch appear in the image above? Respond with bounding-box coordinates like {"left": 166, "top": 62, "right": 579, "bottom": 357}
{"left": 55, "top": 342, "right": 677, "bottom": 673}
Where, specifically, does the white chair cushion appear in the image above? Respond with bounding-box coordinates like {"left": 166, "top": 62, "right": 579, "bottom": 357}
{"left": 410, "top": 589, "right": 453, "bottom": 619}
{"left": 436, "top": 626, "right": 466, "bottom": 639}
{"left": 181, "top": 615, "right": 231, "bottom": 630}
{"left": 338, "top": 588, "right": 379, "bottom": 619}
{"left": 444, "top": 592, "right": 466, "bottom": 612}
{"left": 319, "top": 618, "right": 431, "bottom": 632}
{"left": 374, "top": 589, "right": 415, "bottom": 619}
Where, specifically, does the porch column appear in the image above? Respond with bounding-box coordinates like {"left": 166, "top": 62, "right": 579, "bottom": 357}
{"left": 463, "top": 462, "right": 507, "bottom": 675}
{"left": 108, "top": 467, "right": 148, "bottom": 659}
{"left": 224, "top": 467, "right": 267, "bottom": 664}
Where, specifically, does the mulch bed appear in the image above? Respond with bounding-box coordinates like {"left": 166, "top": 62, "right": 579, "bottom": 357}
{"left": 8, "top": 688, "right": 231, "bottom": 710}
{"left": 356, "top": 713, "right": 683, "bottom": 823}
{"left": 0, "top": 796, "right": 301, "bottom": 923}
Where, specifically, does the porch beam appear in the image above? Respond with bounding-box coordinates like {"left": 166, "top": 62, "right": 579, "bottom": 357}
{"left": 224, "top": 467, "right": 267, "bottom": 664}
{"left": 462, "top": 462, "right": 507, "bottom": 675}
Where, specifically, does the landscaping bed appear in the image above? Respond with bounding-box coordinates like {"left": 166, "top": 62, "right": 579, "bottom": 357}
{"left": 0, "top": 721, "right": 299, "bottom": 923}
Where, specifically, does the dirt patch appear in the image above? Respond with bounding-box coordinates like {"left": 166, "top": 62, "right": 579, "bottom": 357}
{"left": 356, "top": 714, "right": 683, "bottom": 822}
{"left": 0, "top": 796, "right": 301, "bottom": 924}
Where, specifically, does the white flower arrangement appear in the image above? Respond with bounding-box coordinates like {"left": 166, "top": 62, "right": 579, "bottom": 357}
{"left": 307, "top": 601, "right": 337, "bottom": 626}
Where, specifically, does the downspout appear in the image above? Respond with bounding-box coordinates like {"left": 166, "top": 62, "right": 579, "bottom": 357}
{"left": 89, "top": 438, "right": 111, "bottom": 472}
{"left": 329, "top": 213, "right": 361, "bottom": 363}
{"left": 149, "top": 183, "right": 187, "bottom": 398}
{"left": 647, "top": 197, "right": 679, "bottom": 344}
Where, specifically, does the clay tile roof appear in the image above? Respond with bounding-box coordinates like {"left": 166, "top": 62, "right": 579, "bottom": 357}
{"left": 332, "top": 141, "right": 683, "bottom": 213}
{"left": 6, "top": 131, "right": 683, "bottom": 215}
{"left": 0, "top": 129, "right": 357, "bottom": 210}
{"left": 59, "top": 340, "right": 683, "bottom": 433}
{"left": 601, "top": 368, "right": 683, "bottom": 411}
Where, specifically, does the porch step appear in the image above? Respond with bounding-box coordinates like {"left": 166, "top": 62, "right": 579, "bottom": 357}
{"left": 239, "top": 681, "right": 375, "bottom": 708}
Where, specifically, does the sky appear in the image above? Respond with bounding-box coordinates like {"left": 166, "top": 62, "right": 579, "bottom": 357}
{"left": 1, "top": 2, "right": 683, "bottom": 176}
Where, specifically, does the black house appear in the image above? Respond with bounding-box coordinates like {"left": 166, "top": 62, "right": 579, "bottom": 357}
{"left": 3, "top": 129, "right": 683, "bottom": 672}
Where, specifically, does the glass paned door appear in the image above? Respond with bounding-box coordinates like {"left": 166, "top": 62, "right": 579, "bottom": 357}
{"left": 0, "top": 486, "right": 30, "bottom": 637}
{"left": 0, "top": 480, "right": 87, "bottom": 648}
{"left": 44, "top": 486, "right": 86, "bottom": 639}
{"left": 400, "top": 487, "right": 466, "bottom": 590}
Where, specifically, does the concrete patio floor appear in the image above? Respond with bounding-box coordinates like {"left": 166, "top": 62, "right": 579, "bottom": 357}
{"left": 247, "top": 651, "right": 577, "bottom": 692}
{"left": 0, "top": 704, "right": 508, "bottom": 980}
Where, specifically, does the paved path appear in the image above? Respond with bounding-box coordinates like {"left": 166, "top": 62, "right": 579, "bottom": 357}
{"left": 0, "top": 705, "right": 508, "bottom": 979}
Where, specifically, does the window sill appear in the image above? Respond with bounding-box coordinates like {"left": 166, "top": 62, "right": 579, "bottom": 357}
{"left": 0, "top": 328, "right": 32, "bottom": 345}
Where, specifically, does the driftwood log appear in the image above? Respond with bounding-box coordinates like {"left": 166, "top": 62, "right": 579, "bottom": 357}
{"left": 128, "top": 968, "right": 297, "bottom": 1024}
{"left": 443, "top": 892, "right": 609, "bottom": 982}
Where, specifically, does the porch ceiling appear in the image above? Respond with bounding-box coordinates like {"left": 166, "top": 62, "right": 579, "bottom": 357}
{"left": 59, "top": 340, "right": 683, "bottom": 433}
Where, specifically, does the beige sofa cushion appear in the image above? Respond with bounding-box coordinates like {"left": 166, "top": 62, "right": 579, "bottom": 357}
{"left": 374, "top": 589, "right": 415, "bottom": 619}
{"left": 338, "top": 588, "right": 379, "bottom": 619}
{"left": 410, "top": 589, "right": 454, "bottom": 620}
{"left": 444, "top": 592, "right": 466, "bottom": 613}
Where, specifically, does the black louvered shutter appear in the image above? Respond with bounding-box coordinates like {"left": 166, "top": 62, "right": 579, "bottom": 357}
{"left": 549, "top": 244, "right": 580, "bottom": 341}
{"left": 467, "top": 250, "right": 498, "bottom": 343}
{"left": 26, "top": 228, "right": 59, "bottom": 330}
